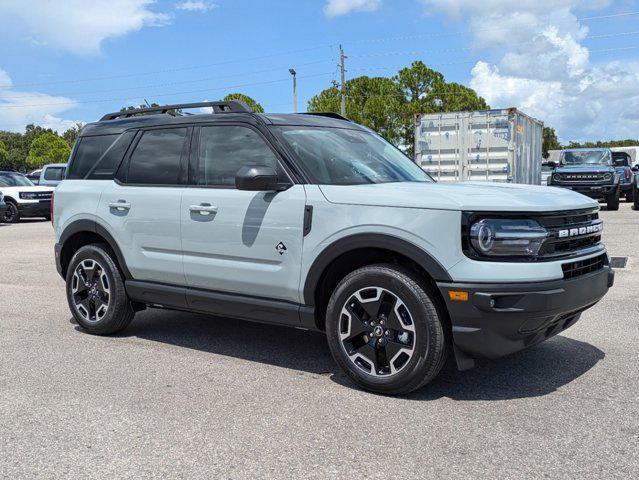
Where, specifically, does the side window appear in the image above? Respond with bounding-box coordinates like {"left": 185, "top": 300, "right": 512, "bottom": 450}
{"left": 88, "top": 131, "right": 136, "bottom": 180}
{"left": 67, "top": 135, "right": 118, "bottom": 179}
{"left": 43, "top": 167, "right": 65, "bottom": 181}
{"left": 127, "top": 128, "right": 188, "bottom": 185}
{"left": 197, "top": 125, "right": 279, "bottom": 187}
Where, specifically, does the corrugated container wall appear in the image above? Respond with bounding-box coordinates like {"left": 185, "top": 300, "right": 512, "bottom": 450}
{"left": 414, "top": 108, "right": 543, "bottom": 185}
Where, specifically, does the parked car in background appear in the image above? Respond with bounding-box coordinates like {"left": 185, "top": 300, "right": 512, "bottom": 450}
{"left": 633, "top": 164, "right": 639, "bottom": 209}
{"left": 26, "top": 169, "right": 42, "bottom": 185}
{"left": 53, "top": 101, "right": 613, "bottom": 395}
{"left": 541, "top": 161, "right": 553, "bottom": 184}
{"left": 611, "top": 152, "right": 634, "bottom": 201}
{"left": 38, "top": 163, "right": 67, "bottom": 187}
{"left": 548, "top": 148, "right": 621, "bottom": 210}
{"left": 0, "top": 191, "right": 7, "bottom": 222}
{"left": 0, "top": 171, "right": 54, "bottom": 223}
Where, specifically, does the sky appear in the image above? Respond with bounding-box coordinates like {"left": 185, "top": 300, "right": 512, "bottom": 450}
{"left": 1, "top": 0, "right": 639, "bottom": 142}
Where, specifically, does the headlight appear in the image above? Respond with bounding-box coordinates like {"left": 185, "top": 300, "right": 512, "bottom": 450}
{"left": 552, "top": 173, "right": 562, "bottom": 182}
{"left": 603, "top": 173, "right": 612, "bottom": 181}
{"left": 19, "top": 192, "right": 38, "bottom": 199}
{"left": 469, "top": 218, "right": 548, "bottom": 257}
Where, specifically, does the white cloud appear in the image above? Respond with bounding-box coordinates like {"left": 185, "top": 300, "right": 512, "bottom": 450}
{"left": 324, "top": 0, "right": 381, "bottom": 18}
{"left": 0, "top": 69, "right": 79, "bottom": 133}
{"left": 176, "top": 1, "right": 217, "bottom": 12}
{"left": 420, "top": 0, "right": 639, "bottom": 142}
{"left": 0, "top": 0, "right": 170, "bottom": 55}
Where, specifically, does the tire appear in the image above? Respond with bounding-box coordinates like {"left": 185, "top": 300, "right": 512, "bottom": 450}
{"left": 66, "top": 243, "right": 135, "bottom": 335}
{"left": 625, "top": 191, "right": 633, "bottom": 203}
{"left": 325, "top": 264, "right": 447, "bottom": 395}
{"left": 3, "top": 200, "right": 20, "bottom": 223}
{"left": 634, "top": 186, "right": 639, "bottom": 210}
{"left": 606, "top": 187, "right": 620, "bottom": 211}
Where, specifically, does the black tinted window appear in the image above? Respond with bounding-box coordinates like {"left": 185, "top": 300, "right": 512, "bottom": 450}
{"left": 128, "top": 128, "right": 187, "bottom": 185}
{"left": 88, "top": 131, "right": 135, "bottom": 179}
{"left": 68, "top": 135, "right": 118, "bottom": 179}
{"left": 43, "top": 167, "right": 65, "bottom": 181}
{"left": 197, "top": 126, "right": 278, "bottom": 186}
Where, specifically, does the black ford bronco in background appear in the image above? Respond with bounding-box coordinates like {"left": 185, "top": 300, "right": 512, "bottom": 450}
{"left": 548, "top": 148, "right": 624, "bottom": 210}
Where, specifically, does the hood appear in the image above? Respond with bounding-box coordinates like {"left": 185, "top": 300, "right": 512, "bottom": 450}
{"left": 318, "top": 181, "right": 598, "bottom": 212}
{"left": 555, "top": 164, "right": 613, "bottom": 173}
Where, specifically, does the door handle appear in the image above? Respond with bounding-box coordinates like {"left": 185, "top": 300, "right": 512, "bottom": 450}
{"left": 189, "top": 204, "right": 218, "bottom": 216}
{"left": 108, "top": 200, "right": 131, "bottom": 211}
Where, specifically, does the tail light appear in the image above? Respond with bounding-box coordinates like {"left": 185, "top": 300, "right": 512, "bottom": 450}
{"left": 626, "top": 169, "right": 632, "bottom": 180}
{"left": 50, "top": 191, "right": 54, "bottom": 226}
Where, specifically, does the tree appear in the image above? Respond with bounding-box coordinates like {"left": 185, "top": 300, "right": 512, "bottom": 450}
{"left": 542, "top": 127, "right": 561, "bottom": 158}
{"left": 26, "top": 133, "right": 71, "bottom": 169}
{"left": 62, "top": 123, "right": 84, "bottom": 147}
{"left": 0, "top": 141, "right": 7, "bottom": 170}
{"left": 308, "top": 77, "right": 406, "bottom": 145}
{"left": 222, "top": 93, "right": 264, "bottom": 113}
{"left": 395, "top": 61, "right": 488, "bottom": 156}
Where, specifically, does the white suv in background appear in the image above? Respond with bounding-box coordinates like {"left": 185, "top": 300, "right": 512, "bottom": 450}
{"left": 0, "top": 171, "right": 54, "bottom": 223}
{"left": 53, "top": 101, "right": 614, "bottom": 395}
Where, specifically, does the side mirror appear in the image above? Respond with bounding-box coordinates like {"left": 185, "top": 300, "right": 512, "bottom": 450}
{"left": 547, "top": 161, "right": 557, "bottom": 169}
{"left": 632, "top": 165, "right": 639, "bottom": 172}
{"left": 235, "top": 165, "right": 280, "bottom": 191}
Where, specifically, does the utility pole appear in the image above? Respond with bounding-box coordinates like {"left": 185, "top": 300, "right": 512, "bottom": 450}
{"left": 289, "top": 68, "right": 297, "bottom": 113}
{"left": 339, "top": 45, "right": 347, "bottom": 117}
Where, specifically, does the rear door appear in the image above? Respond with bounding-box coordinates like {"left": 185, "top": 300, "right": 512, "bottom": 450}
{"left": 180, "top": 123, "right": 306, "bottom": 303}
{"left": 97, "top": 126, "right": 190, "bottom": 286}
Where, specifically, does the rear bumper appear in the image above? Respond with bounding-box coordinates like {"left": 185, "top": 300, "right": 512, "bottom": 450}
{"left": 18, "top": 200, "right": 51, "bottom": 217}
{"left": 54, "top": 243, "right": 63, "bottom": 277}
{"left": 437, "top": 266, "right": 614, "bottom": 361}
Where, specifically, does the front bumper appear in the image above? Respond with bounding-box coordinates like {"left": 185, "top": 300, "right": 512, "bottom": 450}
{"left": 552, "top": 183, "right": 617, "bottom": 198}
{"left": 437, "top": 265, "right": 614, "bottom": 361}
{"left": 18, "top": 200, "right": 51, "bottom": 217}
{"left": 54, "top": 243, "right": 63, "bottom": 277}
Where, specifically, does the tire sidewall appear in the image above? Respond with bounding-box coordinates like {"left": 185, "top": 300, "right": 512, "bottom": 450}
{"left": 325, "top": 265, "right": 444, "bottom": 394}
{"left": 4, "top": 201, "right": 19, "bottom": 223}
{"left": 66, "top": 245, "right": 120, "bottom": 332}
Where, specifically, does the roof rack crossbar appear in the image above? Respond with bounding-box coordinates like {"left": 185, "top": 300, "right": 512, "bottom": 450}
{"left": 99, "top": 100, "right": 253, "bottom": 121}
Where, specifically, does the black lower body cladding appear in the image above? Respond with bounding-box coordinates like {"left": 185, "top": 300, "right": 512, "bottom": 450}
{"left": 19, "top": 200, "right": 50, "bottom": 217}
{"left": 437, "top": 265, "right": 614, "bottom": 360}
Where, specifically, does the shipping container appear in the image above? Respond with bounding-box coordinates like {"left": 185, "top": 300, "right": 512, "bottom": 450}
{"left": 414, "top": 108, "right": 544, "bottom": 185}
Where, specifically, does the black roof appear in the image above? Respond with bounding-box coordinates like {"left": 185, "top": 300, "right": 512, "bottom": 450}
{"left": 80, "top": 101, "right": 365, "bottom": 137}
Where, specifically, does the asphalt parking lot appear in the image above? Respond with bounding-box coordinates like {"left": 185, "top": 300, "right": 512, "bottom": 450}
{"left": 1, "top": 204, "right": 638, "bottom": 479}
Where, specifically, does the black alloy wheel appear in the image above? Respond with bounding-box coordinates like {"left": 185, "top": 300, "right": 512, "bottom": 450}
{"left": 3, "top": 201, "right": 20, "bottom": 223}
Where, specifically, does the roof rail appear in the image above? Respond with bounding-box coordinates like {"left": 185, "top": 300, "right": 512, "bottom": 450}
{"left": 301, "top": 112, "right": 351, "bottom": 122}
{"left": 99, "top": 100, "right": 253, "bottom": 121}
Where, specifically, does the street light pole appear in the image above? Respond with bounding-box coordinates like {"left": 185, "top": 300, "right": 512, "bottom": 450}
{"left": 289, "top": 68, "right": 297, "bottom": 113}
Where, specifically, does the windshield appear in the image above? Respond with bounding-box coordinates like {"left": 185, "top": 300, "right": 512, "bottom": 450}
{"left": 0, "top": 173, "right": 34, "bottom": 187}
{"left": 560, "top": 150, "right": 611, "bottom": 166}
{"left": 276, "top": 127, "right": 432, "bottom": 185}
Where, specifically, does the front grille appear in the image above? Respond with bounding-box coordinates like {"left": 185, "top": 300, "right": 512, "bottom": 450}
{"left": 556, "top": 173, "right": 606, "bottom": 182}
{"left": 537, "top": 209, "right": 602, "bottom": 258}
{"left": 562, "top": 253, "right": 607, "bottom": 279}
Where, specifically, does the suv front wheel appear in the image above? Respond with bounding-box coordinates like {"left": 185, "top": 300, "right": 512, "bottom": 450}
{"left": 325, "top": 264, "right": 447, "bottom": 395}
{"left": 66, "top": 244, "right": 135, "bottom": 335}
{"left": 606, "top": 187, "right": 620, "bottom": 211}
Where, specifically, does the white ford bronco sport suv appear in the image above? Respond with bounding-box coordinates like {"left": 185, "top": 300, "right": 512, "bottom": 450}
{"left": 53, "top": 101, "right": 614, "bottom": 395}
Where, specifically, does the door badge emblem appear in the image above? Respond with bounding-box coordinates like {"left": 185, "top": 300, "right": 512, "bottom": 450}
{"left": 275, "top": 242, "right": 287, "bottom": 255}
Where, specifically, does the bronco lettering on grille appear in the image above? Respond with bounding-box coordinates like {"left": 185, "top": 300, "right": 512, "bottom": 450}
{"left": 557, "top": 222, "right": 603, "bottom": 238}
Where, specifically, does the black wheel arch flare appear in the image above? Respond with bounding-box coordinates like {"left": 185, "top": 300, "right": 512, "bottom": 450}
{"left": 302, "top": 233, "right": 452, "bottom": 306}
{"left": 58, "top": 219, "right": 133, "bottom": 280}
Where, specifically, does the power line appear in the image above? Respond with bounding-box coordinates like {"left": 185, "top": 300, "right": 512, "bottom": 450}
{"left": 0, "top": 72, "right": 334, "bottom": 109}
{"left": 3, "top": 59, "right": 334, "bottom": 100}
{"left": 3, "top": 45, "right": 336, "bottom": 89}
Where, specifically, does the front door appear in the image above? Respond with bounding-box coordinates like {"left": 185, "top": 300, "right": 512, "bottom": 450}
{"left": 180, "top": 124, "right": 306, "bottom": 303}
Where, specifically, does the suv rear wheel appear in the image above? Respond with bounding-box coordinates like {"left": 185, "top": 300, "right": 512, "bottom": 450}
{"left": 66, "top": 244, "right": 135, "bottom": 335}
{"left": 325, "top": 264, "right": 447, "bottom": 395}
{"left": 606, "top": 187, "right": 620, "bottom": 211}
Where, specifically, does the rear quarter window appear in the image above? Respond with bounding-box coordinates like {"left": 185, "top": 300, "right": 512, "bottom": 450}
{"left": 67, "top": 134, "right": 119, "bottom": 179}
